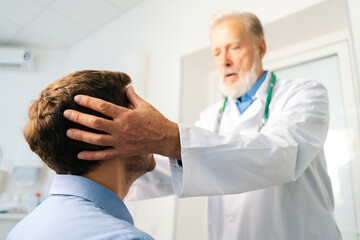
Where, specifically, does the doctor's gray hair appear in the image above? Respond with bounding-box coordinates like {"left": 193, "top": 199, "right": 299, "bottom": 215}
{"left": 209, "top": 11, "right": 264, "bottom": 42}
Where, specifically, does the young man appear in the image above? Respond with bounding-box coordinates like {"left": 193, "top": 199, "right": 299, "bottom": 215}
{"left": 8, "top": 70, "right": 155, "bottom": 240}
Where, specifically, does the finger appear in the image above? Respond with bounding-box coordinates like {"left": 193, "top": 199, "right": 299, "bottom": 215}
{"left": 66, "top": 128, "right": 115, "bottom": 146}
{"left": 63, "top": 110, "right": 114, "bottom": 132}
{"left": 74, "top": 95, "right": 128, "bottom": 118}
{"left": 77, "top": 148, "right": 123, "bottom": 160}
{"left": 126, "top": 86, "right": 145, "bottom": 108}
{"left": 128, "top": 101, "right": 135, "bottom": 110}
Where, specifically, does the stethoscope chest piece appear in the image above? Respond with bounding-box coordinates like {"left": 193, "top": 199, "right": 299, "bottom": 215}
{"left": 258, "top": 118, "right": 267, "bottom": 132}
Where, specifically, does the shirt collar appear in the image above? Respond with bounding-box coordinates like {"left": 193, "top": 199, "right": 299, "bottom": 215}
{"left": 49, "top": 174, "right": 134, "bottom": 225}
{"left": 239, "top": 71, "right": 268, "bottom": 102}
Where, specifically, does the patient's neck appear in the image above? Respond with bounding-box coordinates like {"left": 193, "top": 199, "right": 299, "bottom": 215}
{"left": 83, "top": 159, "right": 136, "bottom": 200}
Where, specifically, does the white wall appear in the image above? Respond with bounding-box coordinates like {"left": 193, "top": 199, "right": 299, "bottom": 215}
{"left": 0, "top": 48, "right": 67, "bottom": 202}
{"left": 265, "top": 0, "right": 348, "bottom": 52}
{"left": 346, "top": 0, "right": 360, "bottom": 236}
{"left": 347, "top": 0, "right": 360, "bottom": 85}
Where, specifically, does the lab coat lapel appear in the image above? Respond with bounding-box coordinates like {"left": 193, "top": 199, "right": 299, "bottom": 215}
{"left": 219, "top": 99, "right": 240, "bottom": 133}
{"left": 235, "top": 99, "right": 264, "bottom": 129}
{"left": 224, "top": 98, "right": 264, "bottom": 133}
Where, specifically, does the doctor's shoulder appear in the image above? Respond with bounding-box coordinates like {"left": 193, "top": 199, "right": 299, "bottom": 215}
{"left": 268, "top": 77, "right": 329, "bottom": 118}
{"left": 272, "top": 77, "right": 328, "bottom": 103}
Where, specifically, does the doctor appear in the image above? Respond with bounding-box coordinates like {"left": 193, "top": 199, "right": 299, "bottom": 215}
{"left": 64, "top": 11, "right": 342, "bottom": 240}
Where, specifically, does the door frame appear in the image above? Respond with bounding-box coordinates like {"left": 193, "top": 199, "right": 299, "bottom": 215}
{"left": 263, "top": 29, "right": 360, "bottom": 238}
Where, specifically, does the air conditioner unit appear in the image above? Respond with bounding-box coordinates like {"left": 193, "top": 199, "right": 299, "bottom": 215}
{"left": 0, "top": 48, "right": 34, "bottom": 70}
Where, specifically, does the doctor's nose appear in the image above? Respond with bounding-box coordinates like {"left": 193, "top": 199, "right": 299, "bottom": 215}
{"left": 220, "top": 52, "right": 232, "bottom": 67}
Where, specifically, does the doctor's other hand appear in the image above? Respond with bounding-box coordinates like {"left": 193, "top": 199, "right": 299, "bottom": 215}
{"left": 63, "top": 86, "right": 181, "bottom": 160}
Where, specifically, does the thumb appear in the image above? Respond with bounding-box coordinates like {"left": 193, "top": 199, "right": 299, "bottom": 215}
{"left": 126, "top": 86, "right": 144, "bottom": 108}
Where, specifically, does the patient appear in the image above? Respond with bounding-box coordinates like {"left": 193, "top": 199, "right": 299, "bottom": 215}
{"left": 8, "top": 70, "right": 155, "bottom": 240}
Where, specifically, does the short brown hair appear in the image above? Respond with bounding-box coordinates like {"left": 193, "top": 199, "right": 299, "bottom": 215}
{"left": 24, "top": 70, "right": 131, "bottom": 175}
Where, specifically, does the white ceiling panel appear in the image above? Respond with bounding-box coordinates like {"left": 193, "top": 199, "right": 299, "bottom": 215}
{"left": 11, "top": 29, "right": 61, "bottom": 48}
{"left": 105, "top": 0, "right": 143, "bottom": 12}
{"left": 29, "top": 0, "right": 55, "bottom": 7}
{"left": 0, "top": 0, "right": 145, "bottom": 48}
{"left": 0, "top": 19, "right": 21, "bottom": 43}
{"left": 26, "top": 10, "right": 89, "bottom": 47}
{"left": 50, "top": 0, "right": 121, "bottom": 30}
{"left": 0, "top": 0, "right": 43, "bottom": 27}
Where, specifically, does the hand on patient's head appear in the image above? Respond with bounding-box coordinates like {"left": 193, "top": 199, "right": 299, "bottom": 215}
{"left": 64, "top": 86, "right": 181, "bottom": 160}
{"left": 24, "top": 70, "right": 131, "bottom": 175}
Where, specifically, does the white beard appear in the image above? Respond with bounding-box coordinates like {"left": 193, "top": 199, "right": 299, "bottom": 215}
{"left": 220, "top": 57, "right": 260, "bottom": 99}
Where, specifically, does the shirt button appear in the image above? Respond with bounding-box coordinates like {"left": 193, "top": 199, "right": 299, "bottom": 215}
{"left": 252, "top": 96, "right": 256, "bottom": 100}
{"left": 226, "top": 216, "right": 235, "bottom": 223}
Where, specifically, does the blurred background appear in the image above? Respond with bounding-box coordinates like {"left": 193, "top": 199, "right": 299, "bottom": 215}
{"left": 0, "top": 0, "right": 359, "bottom": 239}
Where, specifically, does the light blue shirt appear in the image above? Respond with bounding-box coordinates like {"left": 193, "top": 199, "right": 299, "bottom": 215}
{"left": 236, "top": 71, "right": 267, "bottom": 114}
{"left": 8, "top": 175, "right": 154, "bottom": 240}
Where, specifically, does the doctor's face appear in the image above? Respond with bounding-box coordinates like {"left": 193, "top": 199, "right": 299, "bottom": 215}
{"left": 211, "top": 18, "right": 265, "bottom": 98}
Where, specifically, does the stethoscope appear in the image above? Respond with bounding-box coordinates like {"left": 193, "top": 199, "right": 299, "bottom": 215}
{"left": 215, "top": 72, "right": 276, "bottom": 133}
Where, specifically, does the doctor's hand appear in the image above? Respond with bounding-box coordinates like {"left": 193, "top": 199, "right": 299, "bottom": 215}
{"left": 63, "top": 86, "right": 181, "bottom": 160}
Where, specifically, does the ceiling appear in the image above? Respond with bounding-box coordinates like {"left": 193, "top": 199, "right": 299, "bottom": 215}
{"left": 0, "top": 0, "right": 144, "bottom": 48}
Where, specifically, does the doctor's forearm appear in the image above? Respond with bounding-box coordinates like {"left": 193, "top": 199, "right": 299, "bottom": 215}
{"left": 156, "top": 121, "right": 181, "bottom": 159}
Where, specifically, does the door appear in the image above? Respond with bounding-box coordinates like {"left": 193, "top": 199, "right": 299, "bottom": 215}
{"left": 268, "top": 42, "right": 360, "bottom": 240}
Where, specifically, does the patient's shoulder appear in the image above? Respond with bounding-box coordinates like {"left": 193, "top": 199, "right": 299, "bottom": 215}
{"left": 8, "top": 195, "right": 153, "bottom": 240}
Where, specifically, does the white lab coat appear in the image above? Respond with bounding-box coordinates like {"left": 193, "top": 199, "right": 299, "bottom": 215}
{"left": 127, "top": 71, "right": 342, "bottom": 240}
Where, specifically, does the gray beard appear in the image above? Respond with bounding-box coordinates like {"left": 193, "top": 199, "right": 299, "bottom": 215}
{"left": 220, "top": 58, "right": 260, "bottom": 99}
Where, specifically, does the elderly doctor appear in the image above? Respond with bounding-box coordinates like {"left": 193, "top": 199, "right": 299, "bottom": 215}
{"left": 63, "top": 11, "right": 342, "bottom": 240}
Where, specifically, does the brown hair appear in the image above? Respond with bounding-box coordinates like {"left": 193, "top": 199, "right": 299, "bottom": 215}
{"left": 23, "top": 70, "right": 131, "bottom": 175}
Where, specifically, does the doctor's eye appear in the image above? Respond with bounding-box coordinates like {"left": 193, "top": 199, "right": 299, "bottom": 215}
{"left": 213, "top": 50, "right": 220, "bottom": 57}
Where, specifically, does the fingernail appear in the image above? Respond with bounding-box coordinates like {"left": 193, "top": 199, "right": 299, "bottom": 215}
{"left": 66, "top": 129, "right": 75, "bottom": 138}
{"left": 78, "top": 153, "right": 86, "bottom": 160}
{"left": 74, "top": 95, "right": 82, "bottom": 103}
{"left": 63, "top": 110, "right": 72, "bottom": 119}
